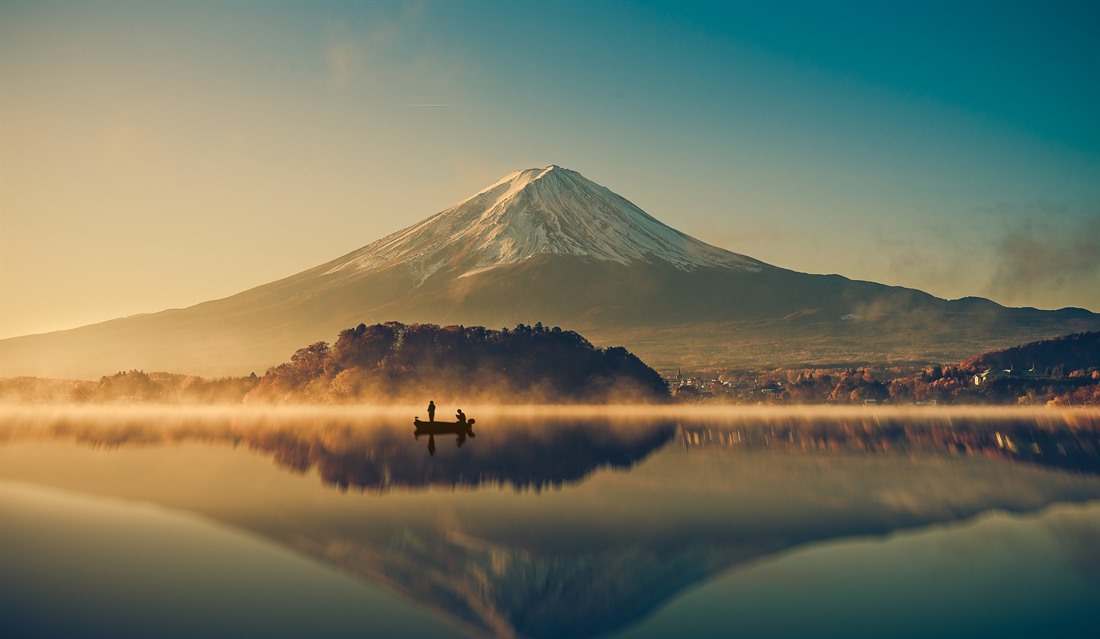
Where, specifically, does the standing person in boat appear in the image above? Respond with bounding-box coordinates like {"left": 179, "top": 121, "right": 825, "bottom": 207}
{"left": 455, "top": 408, "right": 466, "bottom": 424}
{"left": 427, "top": 400, "right": 436, "bottom": 423}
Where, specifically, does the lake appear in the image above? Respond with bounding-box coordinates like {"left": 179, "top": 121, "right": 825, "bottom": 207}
{"left": 2, "top": 405, "right": 1098, "bottom": 639}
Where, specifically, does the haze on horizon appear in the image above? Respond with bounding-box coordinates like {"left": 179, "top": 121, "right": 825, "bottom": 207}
{"left": 2, "top": 0, "right": 1098, "bottom": 339}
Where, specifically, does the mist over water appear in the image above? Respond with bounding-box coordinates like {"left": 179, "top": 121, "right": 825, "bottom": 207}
{"left": 5, "top": 401, "right": 1094, "bottom": 423}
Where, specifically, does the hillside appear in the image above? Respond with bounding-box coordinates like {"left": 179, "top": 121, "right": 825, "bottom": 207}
{"left": 960, "top": 331, "right": 1100, "bottom": 374}
{"left": 687, "top": 331, "right": 1100, "bottom": 406}
{"left": 245, "top": 322, "right": 670, "bottom": 404}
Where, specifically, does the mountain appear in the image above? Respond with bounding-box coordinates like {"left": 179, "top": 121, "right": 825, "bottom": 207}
{"left": 2, "top": 165, "right": 1098, "bottom": 378}
{"left": 329, "top": 165, "right": 762, "bottom": 281}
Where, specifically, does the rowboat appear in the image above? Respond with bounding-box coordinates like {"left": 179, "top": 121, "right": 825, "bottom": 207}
{"left": 413, "top": 418, "right": 476, "bottom": 437}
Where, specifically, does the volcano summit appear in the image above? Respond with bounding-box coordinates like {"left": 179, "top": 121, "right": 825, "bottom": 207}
{"left": 327, "top": 165, "right": 761, "bottom": 282}
{"left": 3, "top": 165, "right": 1097, "bottom": 378}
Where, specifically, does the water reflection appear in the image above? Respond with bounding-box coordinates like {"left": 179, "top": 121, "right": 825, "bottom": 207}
{"left": 2, "top": 407, "right": 1099, "bottom": 639}
{"left": 413, "top": 416, "right": 476, "bottom": 456}
{"left": 0, "top": 410, "right": 678, "bottom": 492}
{"left": 610, "top": 502, "right": 1100, "bottom": 639}
{"left": 252, "top": 417, "right": 675, "bottom": 492}
{"left": 675, "top": 414, "right": 1100, "bottom": 475}
{"left": 3, "top": 409, "right": 1097, "bottom": 489}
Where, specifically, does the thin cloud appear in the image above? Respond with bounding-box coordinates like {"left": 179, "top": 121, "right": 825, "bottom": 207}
{"left": 324, "top": 3, "right": 438, "bottom": 91}
{"left": 327, "top": 39, "right": 365, "bottom": 88}
{"left": 873, "top": 224, "right": 974, "bottom": 298}
{"left": 985, "top": 203, "right": 1100, "bottom": 310}
{"left": 324, "top": 15, "right": 398, "bottom": 89}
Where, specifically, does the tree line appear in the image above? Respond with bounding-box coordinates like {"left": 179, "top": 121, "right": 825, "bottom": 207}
{"left": 0, "top": 370, "right": 259, "bottom": 404}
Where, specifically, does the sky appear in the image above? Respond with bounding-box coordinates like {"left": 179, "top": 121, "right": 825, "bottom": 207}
{"left": 2, "top": 0, "right": 1098, "bottom": 339}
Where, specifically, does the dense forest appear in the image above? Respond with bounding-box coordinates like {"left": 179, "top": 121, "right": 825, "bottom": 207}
{"left": 245, "top": 322, "right": 670, "bottom": 404}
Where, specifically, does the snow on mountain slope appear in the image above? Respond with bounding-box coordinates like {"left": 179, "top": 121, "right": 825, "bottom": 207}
{"left": 326, "top": 165, "right": 763, "bottom": 284}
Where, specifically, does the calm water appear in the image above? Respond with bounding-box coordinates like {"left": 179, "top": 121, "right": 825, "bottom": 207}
{"left": 2, "top": 406, "right": 1098, "bottom": 639}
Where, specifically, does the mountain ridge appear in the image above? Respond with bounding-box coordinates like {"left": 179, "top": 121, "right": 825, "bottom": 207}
{"left": 3, "top": 165, "right": 1098, "bottom": 378}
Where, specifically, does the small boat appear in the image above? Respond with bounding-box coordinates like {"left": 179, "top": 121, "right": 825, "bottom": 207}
{"left": 413, "top": 418, "right": 476, "bottom": 438}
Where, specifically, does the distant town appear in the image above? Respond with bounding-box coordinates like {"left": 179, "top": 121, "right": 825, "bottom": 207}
{"left": 663, "top": 365, "right": 1099, "bottom": 406}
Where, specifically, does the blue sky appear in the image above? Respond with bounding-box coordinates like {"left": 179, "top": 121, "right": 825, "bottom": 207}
{"left": 2, "top": 0, "right": 1097, "bottom": 338}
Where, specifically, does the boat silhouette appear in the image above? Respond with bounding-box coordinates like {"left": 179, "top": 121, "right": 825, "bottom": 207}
{"left": 414, "top": 417, "right": 476, "bottom": 455}
{"left": 414, "top": 417, "right": 476, "bottom": 437}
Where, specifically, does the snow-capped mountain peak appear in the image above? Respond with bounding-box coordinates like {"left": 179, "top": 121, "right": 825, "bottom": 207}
{"left": 325, "top": 165, "right": 761, "bottom": 283}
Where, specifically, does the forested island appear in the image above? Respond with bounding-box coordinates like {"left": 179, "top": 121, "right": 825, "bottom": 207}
{"left": 246, "top": 322, "right": 669, "bottom": 404}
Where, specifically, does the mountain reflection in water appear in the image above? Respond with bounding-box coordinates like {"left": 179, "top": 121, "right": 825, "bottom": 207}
{"left": 1, "top": 407, "right": 1099, "bottom": 639}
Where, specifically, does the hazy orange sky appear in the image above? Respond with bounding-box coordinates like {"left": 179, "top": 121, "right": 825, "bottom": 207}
{"left": 2, "top": 1, "right": 1097, "bottom": 339}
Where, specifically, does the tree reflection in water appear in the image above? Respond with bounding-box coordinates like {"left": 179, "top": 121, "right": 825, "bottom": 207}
{"left": 2, "top": 410, "right": 1098, "bottom": 493}
{"left": 247, "top": 416, "right": 676, "bottom": 492}
{"left": 674, "top": 414, "right": 1100, "bottom": 475}
{"left": 0, "top": 410, "right": 678, "bottom": 492}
